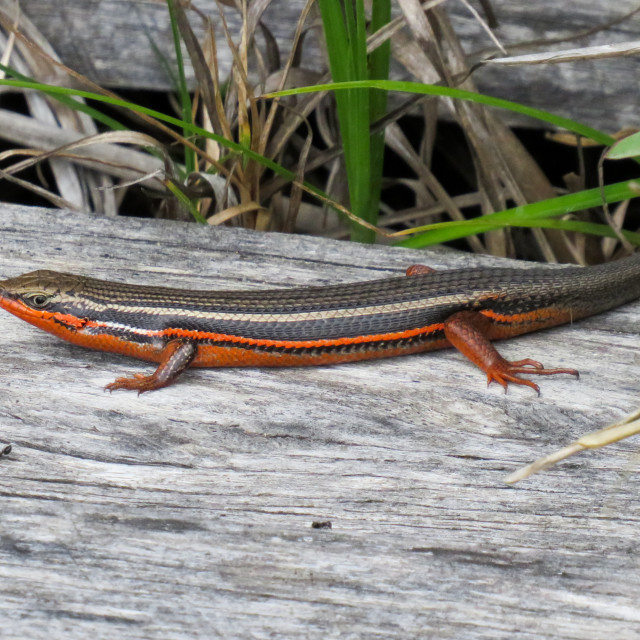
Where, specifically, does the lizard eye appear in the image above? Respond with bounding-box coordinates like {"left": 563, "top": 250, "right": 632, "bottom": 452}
{"left": 23, "top": 292, "right": 51, "bottom": 309}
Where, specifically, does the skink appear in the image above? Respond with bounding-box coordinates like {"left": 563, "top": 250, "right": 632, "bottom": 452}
{"left": 0, "top": 256, "right": 639, "bottom": 394}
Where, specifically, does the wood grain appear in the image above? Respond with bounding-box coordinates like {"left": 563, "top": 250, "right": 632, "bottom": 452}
{"left": 0, "top": 204, "right": 639, "bottom": 639}
{"left": 17, "top": 0, "right": 640, "bottom": 131}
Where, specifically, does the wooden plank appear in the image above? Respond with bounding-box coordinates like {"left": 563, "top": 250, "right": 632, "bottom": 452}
{"left": 17, "top": 0, "right": 640, "bottom": 131}
{"left": 0, "top": 203, "right": 639, "bottom": 639}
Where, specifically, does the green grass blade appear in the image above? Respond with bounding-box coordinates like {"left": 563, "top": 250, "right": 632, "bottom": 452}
{"left": 502, "top": 218, "right": 640, "bottom": 244}
{"left": 166, "top": 0, "right": 196, "bottom": 176}
{"left": 367, "top": 0, "right": 391, "bottom": 245}
{"left": 0, "top": 77, "right": 344, "bottom": 223}
{"left": 607, "top": 131, "right": 640, "bottom": 160}
{"left": 268, "top": 78, "right": 640, "bottom": 248}
{"left": 0, "top": 79, "right": 287, "bottom": 176}
{"left": 394, "top": 180, "right": 639, "bottom": 247}
{"left": 165, "top": 179, "right": 207, "bottom": 223}
{"left": 0, "top": 63, "right": 126, "bottom": 131}
{"left": 318, "top": 0, "right": 373, "bottom": 242}
{"left": 267, "top": 79, "right": 617, "bottom": 147}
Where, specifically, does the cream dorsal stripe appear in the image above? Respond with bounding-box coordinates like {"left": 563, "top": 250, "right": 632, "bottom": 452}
{"left": 71, "top": 292, "right": 474, "bottom": 323}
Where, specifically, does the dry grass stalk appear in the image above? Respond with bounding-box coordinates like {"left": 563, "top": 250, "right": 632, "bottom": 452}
{"left": 0, "top": 0, "right": 635, "bottom": 261}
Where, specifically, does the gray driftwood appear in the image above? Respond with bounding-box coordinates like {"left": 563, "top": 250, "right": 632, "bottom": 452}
{"left": 1, "top": 203, "right": 640, "bottom": 639}
{"left": 17, "top": 0, "right": 640, "bottom": 131}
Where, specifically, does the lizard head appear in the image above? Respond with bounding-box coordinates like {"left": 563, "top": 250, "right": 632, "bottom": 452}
{"left": 0, "top": 270, "right": 87, "bottom": 330}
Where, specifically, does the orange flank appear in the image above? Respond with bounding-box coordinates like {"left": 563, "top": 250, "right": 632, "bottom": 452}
{"left": 190, "top": 332, "right": 452, "bottom": 368}
{"left": 168, "top": 324, "right": 449, "bottom": 367}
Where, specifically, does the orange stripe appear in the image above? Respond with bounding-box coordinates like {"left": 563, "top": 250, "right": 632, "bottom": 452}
{"left": 480, "top": 307, "right": 573, "bottom": 339}
{"left": 161, "top": 322, "right": 445, "bottom": 349}
{"left": 80, "top": 318, "right": 447, "bottom": 349}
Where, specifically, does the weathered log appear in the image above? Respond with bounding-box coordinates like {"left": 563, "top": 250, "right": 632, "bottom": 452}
{"left": 0, "top": 203, "right": 639, "bottom": 638}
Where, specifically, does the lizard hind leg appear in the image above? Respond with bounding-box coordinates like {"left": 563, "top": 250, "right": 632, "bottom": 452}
{"left": 444, "top": 311, "right": 579, "bottom": 394}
